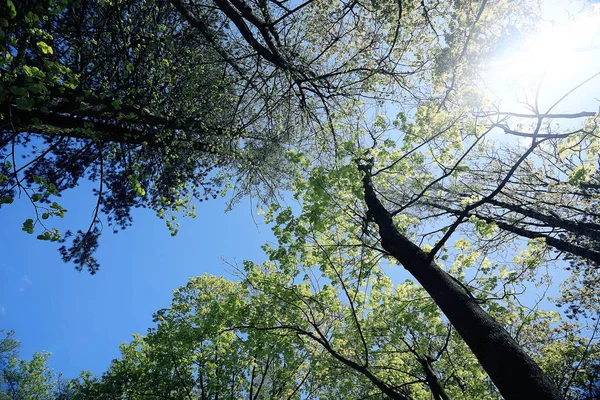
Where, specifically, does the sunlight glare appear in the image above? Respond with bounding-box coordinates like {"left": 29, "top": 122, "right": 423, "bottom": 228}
{"left": 483, "top": 1, "right": 600, "bottom": 110}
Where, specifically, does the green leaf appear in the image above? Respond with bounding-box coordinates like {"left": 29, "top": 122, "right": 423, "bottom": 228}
{"left": 36, "top": 41, "right": 53, "bottom": 55}
{"left": 22, "top": 219, "right": 34, "bottom": 234}
{"left": 26, "top": 82, "right": 46, "bottom": 94}
{"left": 23, "top": 65, "right": 46, "bottom": 79}
{"left": 25, "top": 11, "right": 39, "bottom": 24}
{"left": 15, "top": 97, "right": 33, "bottom": 110}
{"left": 6, "top": 0, "right": 16, "bottom": 19}
{"left": 9, "top": 86, "right": 27, "bottom": 96}
{"left": 0, "top": 195, "right": 13, "bottom": 204}
{"left": 568, "top": 166, "right": 591, "bottom": 186}
{"left": 111, "top": 99, "right": 123, "bottom": 109}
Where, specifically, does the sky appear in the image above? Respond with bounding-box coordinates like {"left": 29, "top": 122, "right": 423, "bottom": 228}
{"left": 0, "top": 187, "right": 274, "bottom": 378}
{"left": 483, "top": 0, "right": 600, "bottom": 114}
{"left": 1, "top": 0, "right": 600, "bottom": 384}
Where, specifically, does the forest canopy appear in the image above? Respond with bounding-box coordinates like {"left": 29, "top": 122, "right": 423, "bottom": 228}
{"left": 2, "top": 0, "right": 600, "bottom": 399}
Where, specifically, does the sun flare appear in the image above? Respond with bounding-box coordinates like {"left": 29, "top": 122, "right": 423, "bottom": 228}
{"left": 483, "top": 1, "right": 600, "bottom": 107}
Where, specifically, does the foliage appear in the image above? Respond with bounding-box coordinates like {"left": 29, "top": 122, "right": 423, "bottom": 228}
{"left": 3, "top": 0, "right": 600, "bottom": 397}
{"left": 70, "top": 261, "right": 600, "bottom": 399}
{"left": 1, "top": 0, "right": 542, "bottom": 272}
{"left": 0, "top": 330, "right": 58, "bottom": 400}
{"left": 1, "top": 0, "right": 296, "bottom": 272}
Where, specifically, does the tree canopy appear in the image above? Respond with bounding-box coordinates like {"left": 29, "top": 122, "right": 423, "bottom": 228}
{"left": 2, "top": 0, "right": 535, "bottom": 272}
{"left": 2, "top": 0, "right": 600, "bottom": 398}
{"left": 1, "top": 0, "right": 300, "bottom": 272}
{"left": 9, "top": 265, "right": 599, "bottom": 398}
{"left": 0, "top": 330, "right": 62, "bottom": 399}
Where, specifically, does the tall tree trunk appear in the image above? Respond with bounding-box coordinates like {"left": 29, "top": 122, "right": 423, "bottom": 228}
{"left": 359, "top": 164, "right": 563, "bottom": 400}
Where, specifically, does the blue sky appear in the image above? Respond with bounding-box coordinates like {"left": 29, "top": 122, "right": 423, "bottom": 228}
{"left": 0, "top": 186, "right": 273, "bottom": 379}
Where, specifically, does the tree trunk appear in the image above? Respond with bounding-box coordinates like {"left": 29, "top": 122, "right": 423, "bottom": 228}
{"left": 418, "top": 357, "right": 452, "bottom": 400}
{"left": 360, "top": 164, "right": 563, "bottom": 400}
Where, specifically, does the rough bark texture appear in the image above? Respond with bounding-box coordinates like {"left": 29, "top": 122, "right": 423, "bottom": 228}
{"left": 359, "top": 164, "right": 563, "bottom": 400}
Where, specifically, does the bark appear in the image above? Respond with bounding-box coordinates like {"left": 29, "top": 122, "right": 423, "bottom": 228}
{"left": 427, "top": 202, "right": 600, "bottom": 264}
{"left": 470, "top": 197, "right": 600, "bottom": 241}
{"left": 2, "top": 73, "right": 241, "bottom": 155}
{"left": 170, "top": 0, "right": 291, "bottom": 72}
{"left": 169, "top": 0, "right": 250, "bottom": 76}
{"left": 418, "top": 358, "right": 451, "bottom": 400}
{"left": 2, "top": 101, "right": 240, "bottom": 156}
{"left": 359, "top": 164, "right": 563, "bottom": 400}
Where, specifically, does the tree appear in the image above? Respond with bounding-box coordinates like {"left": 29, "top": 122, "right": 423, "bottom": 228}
{"left": 2, "top": 0, "right": 528, "bottom": 272}
{"left": 5, "top": 0, "right": 600, "bottom": 398}
{"left": 0, "top": 330, "right": 58, "bottom": 400}
{"left": 168, "top": 4, "right": 598, "bottom": 393}
{"left": 71, "top": 276, "right": 319, "bottom": 399}
{"left": 1, "top": 0, "right": 297, "bottom": 272}
{"left": 252, "top": 143, "right": 600, "bottom": 399}
{"left": 71, "top": 267, "right": 599, "bottom": 399}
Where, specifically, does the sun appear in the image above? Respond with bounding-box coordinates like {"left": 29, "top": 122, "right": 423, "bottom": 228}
{"left": 482, "top": 0, "right": 600, "bottom": 111}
